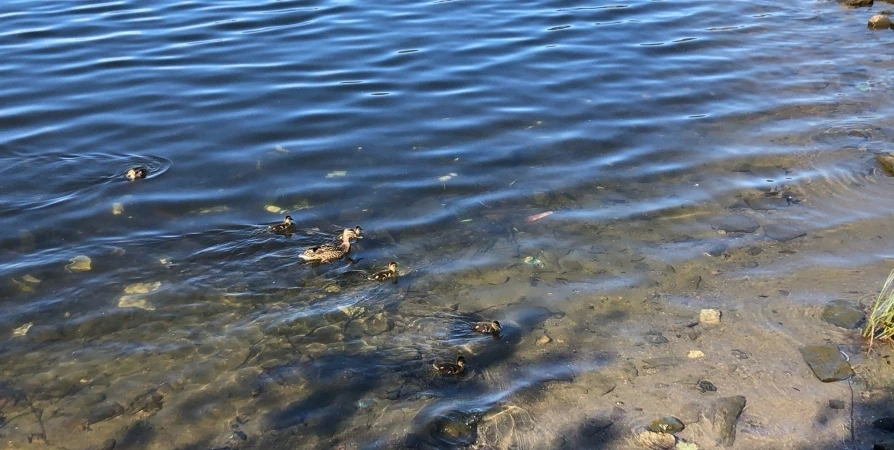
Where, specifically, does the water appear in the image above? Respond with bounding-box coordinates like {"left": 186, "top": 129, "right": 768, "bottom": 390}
{"left": 2, "top": 0, "right": 894, "bottom": 448}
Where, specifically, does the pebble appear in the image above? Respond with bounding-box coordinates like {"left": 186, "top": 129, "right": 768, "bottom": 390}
{"left": 687, "top": 350, "right": 705, "bottom": 359}
{"left": 66, "top": 255, "right": 92, "bottom": 272}
{"left": 537, "top": 335, "right": 552, "bottom": 345}
{"left": 112, "top": 203, "right": 124, "bottom": 215}
{"left": 731, "top": 349, "right": 751, "bottom": 360}
{"left": 706, "top": 396, "right": 746, "bottom": 447}
{"left": 697, "top": 380, "right": 717, "bottom": 393}
{"left": 265, "top": 205, "right": 282, "bottom": 213}
{"left": 648, "top": 416, "right": 685, "bottom": 433}
{"left": 877, "top": 154, "right": 894, "bottom": 176}
{"left": 699, "top": 309, "right": 721, "bottom": 324}
{"left": 644, "top": 331, "right": 669, "bottom": 345}
{"left": 763, "top": 224, "right": 806, "bottom": 242}
{"left": 869, "top": 14, "right": 892, "bottom": 29}
{"left": 634, "top": 427, "right": 676, "bottom": 450}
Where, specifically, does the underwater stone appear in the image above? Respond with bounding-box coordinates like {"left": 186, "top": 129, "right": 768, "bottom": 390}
{"left": 877, "top": 154, "right": 894, "bottom": 175}
{"left": 744, "top": 196, "right": 789, "bottom": 211}
{"left": 800, "top": 345, "right": 854, "bottom": 382}
{"left": 65, "top": 255, "right": 92, "bottom": 272}
{"left": 822, "top": 300, "right": 865, "bottom": 329}
{"left": 869, "top": 14, "right": 892, "bottom": 29}
{"left": 25, "top": 324, "right": 63, "bottom": 343}
{"left": 87, "top": 402, "right": 125, "bottom": 425}
{"left": 644, "top": 331, "right": 668, "bottom": 345}
{"left": 699, "top": 309, "right": 721, "bottom": 324}
{"left": 634, "top": 427, "right": 676, "bottom": 450}
{"left": 649, "top": 416, "right": 684, "bottom": 433}
{"left": 716, "top": 214, "right": 760, "bottom": 233}
{"left": 706, "top": 395, "right": 745, "bottom": 447}
{"left": 828, "top": 399, "right": 846, "bottom": 410}
{"left": 580, "top": 417, "right": 613, "bottom": 436}
{"left": 362, "top": 313, "right": 394, "bottom": 336}
{"left": 763, "top": 224, "right": 806, "bottom": 242}
{"left": 85, "top": 439, "right": 117, "bottom": 450}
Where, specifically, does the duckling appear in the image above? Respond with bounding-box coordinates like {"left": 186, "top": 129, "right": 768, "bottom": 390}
{"left": 472, "top": 320, "right": 502, "bottom": 335}
{"left": 433, "top": 356, "right": 465, "bottom": 376}
{"left": 268, "top": 215, "right": 294, "bottom": 234}
{"left": 369, "top": 261, "right": 398, "bottom": 284}
{"left": 298, "top": 227, "right": 360, "bottom": 264}
{"left": 125, "top": 167, "right": 147, "bottom": 181}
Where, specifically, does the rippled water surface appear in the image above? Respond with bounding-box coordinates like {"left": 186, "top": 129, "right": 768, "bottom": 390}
{"left": 3, "top": 0, "right": 894, "bottom": 448}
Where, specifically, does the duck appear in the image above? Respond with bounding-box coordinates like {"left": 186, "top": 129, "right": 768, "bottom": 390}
{"left": 433, "top": 356, "right": 465, "bottom": 376}
{"left": 298, "top": 227, "right": 361, "bottom": 264}
{"left": 472, "top": 320, "right": 502, "bottom": 335}
{"left": 126, "top": 167, "right": 148, "bottom": 181}
{"left": 268, "top": 216, "right": 294, "bottom": 234}
{"left": 369, "top": 261, "right": 398, "bottom": 284}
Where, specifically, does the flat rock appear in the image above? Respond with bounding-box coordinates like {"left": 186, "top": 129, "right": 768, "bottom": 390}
{"left": 649, "top": 416, "right": 684, "bottom": 433}
{"left": 87, "top": 402, "right": 125, "bottom": 425}
{"left": 841, "top": 0, "right": 873, "bottom": 6}
{"left": 800, "top": 345, "right": 854, "bottom": 382}
{"left": 706, "top": 395, "right": 746, "bottom": 447}
{"left": 716, "top": 214, "right": 760, "bottom": 233}
{"left": 745, "top": 197, "right": 789, "bottom": 211}
{"left": 822, "top": 300, "right": 865, "bottom": 329}
{"left": 763, "top": 224, "right": 806, "bottom": 242}
{"left": 699, "top": 309, "right": 721, "bottom": 324}
{"left": 633, "top": 427, "right": 676, "bottom": 450}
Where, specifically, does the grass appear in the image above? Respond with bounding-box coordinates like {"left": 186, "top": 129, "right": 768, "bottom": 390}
{"left": 864, "top": 267, "right": 894, "bottom": 352}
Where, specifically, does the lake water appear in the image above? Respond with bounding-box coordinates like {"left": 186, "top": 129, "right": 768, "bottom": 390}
{"left": 2, "top": 0, "right": 894, "bottom": 449}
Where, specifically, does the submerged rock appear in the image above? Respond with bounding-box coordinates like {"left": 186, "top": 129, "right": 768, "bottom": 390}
{"left": 66, "top": 255, "right": 92, "bottom": 272}
{"left": 744, "top": 196, "right": 789, "bottom": 211}
{"left": 763, "top": 224, "right": 806, "bottom": 242}
{"left": 800, "top": 345, "right": 854, "bottom": 382}
{"left": 716, "top": 214, "right": 760, "bottom": 233}
{"left": 706, "top": 395, "right": 745, "bottom": 447}
{"left": 634, "top": 427, "right": 676, "bottom": 450}
{"left": 877, "top": 154, "right": 894, "bottom": 176}
{"left": 581, "top": 417, "right": 613, "bottom": 437}
{"left": 87, "top": 402, "right": 125, "bottom": 425}
{"left": 822, "top": 300, "right": 865, "bottom": 329}
{"left": 841, "top": 0, "right": 872, "bottom": 6}
{"left": 699, "top": 309, "right": 721, "bottom": 324}
{"left": 868, "top": 14, "right": 892, "bottom": 29}
{"left": 649, "top": 416, "right": 684, "bottom": 433}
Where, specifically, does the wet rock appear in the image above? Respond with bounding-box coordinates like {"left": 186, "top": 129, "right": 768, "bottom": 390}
{"left": 699, "top": 309, "right": 721, "bottom": 324}
{"left": 877, "top": 154, "right": 894, "bottom": 176}
{"left": 581, "top": 417, "right": 613, "bottom": 436}
{"left": 644, "top": 331, "right": 669, "bottom": 345}
{"left": 117, "top": 295, "right": 155, "bottom": 311}
{"left": 25, "top": 324, "right": 63, "bottom": 343}
{"left": 841, "top": 0, "right": 873, "bottom": 5}
{"left": 745, "top": 196, "right": 789, "bottom": 210}
{"left": 800, "top": 345, "right": 854, "bottom": 382}
{"left": 422, "top": 411, "right": 479, "bottom": 447}
{"left": 697, "top": 380, "right": 717, "bottom": 393}
{"left": 634, "top": 427, "right": 676, "bottom": 450}
{"left": 66, "top": 255, "right": 92, "bottom": 272}
{"left": 649, "top": 416, "right": 684, "bottom": 433}
{"left": 536, "top": 335, "right": 552, "bottom": 345}
{"left": 305, "top": 324, "right": 344, "bottom": 344}
{"left": 705, "top": 244, "right": 728, "bottom": 258}
{"left": 87, "top": 402, "right": 125, "bottom": 425}
{"left": 129, "top": 388, "right": 164, "bottom": 414}
{"left": 763, "top": 224, "right": 806, "bottom": 242}
{"left": 85, "top": 439, "right": 117, "bottom": 450}
{"left": 687, "top": 350, "right": 704, "bottom": 359}
{"left": 716, "top": 214, "right": 760, "bottom": 233}
{"left": 687, "top": 330, "right": 701, "bottom": 341}
{"left": 28, "top": 434, "right": 47, "bottom": 444}
{"left": 874, "top": 417, "right": 894, "bottom": 432}
{"left": 828, "top": 399, "right": 846, "bottom": 410}
{"left": 822, "top": 300, "right": 865, "bottom": 329}
{"left": 731, "top": 349, "right": 751, "bottom": 360}
{"left": 363, "top": 313, "right": 394, "bottom": 336}
{"left": 641, "top": 357, "right": 681, "bottom": 373}
{"left": 705, "top": 395, "right": 746, "bottom": 447}
{"left": 869, "top": 14, "right": 892, "bottom": 29}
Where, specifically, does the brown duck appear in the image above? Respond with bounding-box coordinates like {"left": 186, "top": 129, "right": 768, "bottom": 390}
{"left": 268, "top": 216, "right": 294, "bottom": 234}
{"left": 472, "top": 320, "right": 502, "bottom": 335}
{"left": 433, "top": 356, "right": 465, "bottom": 375}
{"left": 369, "top": 261, "right": 398, "bottom": 284}
{"left": 298, "top": 227, "right": 361, "bottom": 264}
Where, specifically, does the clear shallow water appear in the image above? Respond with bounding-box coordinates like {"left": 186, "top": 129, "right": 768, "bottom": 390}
{"left": 2, "top": 0, "right": 894, "bottom": 448}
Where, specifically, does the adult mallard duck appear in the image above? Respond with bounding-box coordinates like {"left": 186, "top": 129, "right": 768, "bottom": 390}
{"left": 369, "top": 261, "right": 398, "bottom": 284}
{"left": 472, "top": 320, "right": 502, "bottom": 335}
{"left": 126, "top": 167, "right": 147, "bottom": 181}
{"left": 268, "top": 216, "right": 294, "bottom": 234}
{"left": 298, "top": 227, "right": 361, "bottom": 264}
{"left": 433, "top": 356, "right": 465, "bottom": 376}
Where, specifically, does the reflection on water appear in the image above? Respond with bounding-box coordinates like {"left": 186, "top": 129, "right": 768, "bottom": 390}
{"left": 2, "top": 0, "right": 894, "bottom": 448}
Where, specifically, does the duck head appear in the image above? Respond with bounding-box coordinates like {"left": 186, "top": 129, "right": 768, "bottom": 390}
{"left": 126, "top": 167, "right": 147, "bottom": 181}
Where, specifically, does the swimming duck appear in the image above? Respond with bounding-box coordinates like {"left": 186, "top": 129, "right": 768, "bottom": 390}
{"left": 472, "top": 320, "right": 502, "bottom": 335}
{"left": 369, "top": 261, "right": 398, "bottom": 284}
{"left": 433, "top": 356, "right": 465, "bottom": 376}
{"left": 269, "top": 216, "right": 294, "bottom": 234}
{"left": 298, "top": 227, "right": 361, "bottom": 264}
{"left": 126, "top": 167, "right": 147, "bottom": 181}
